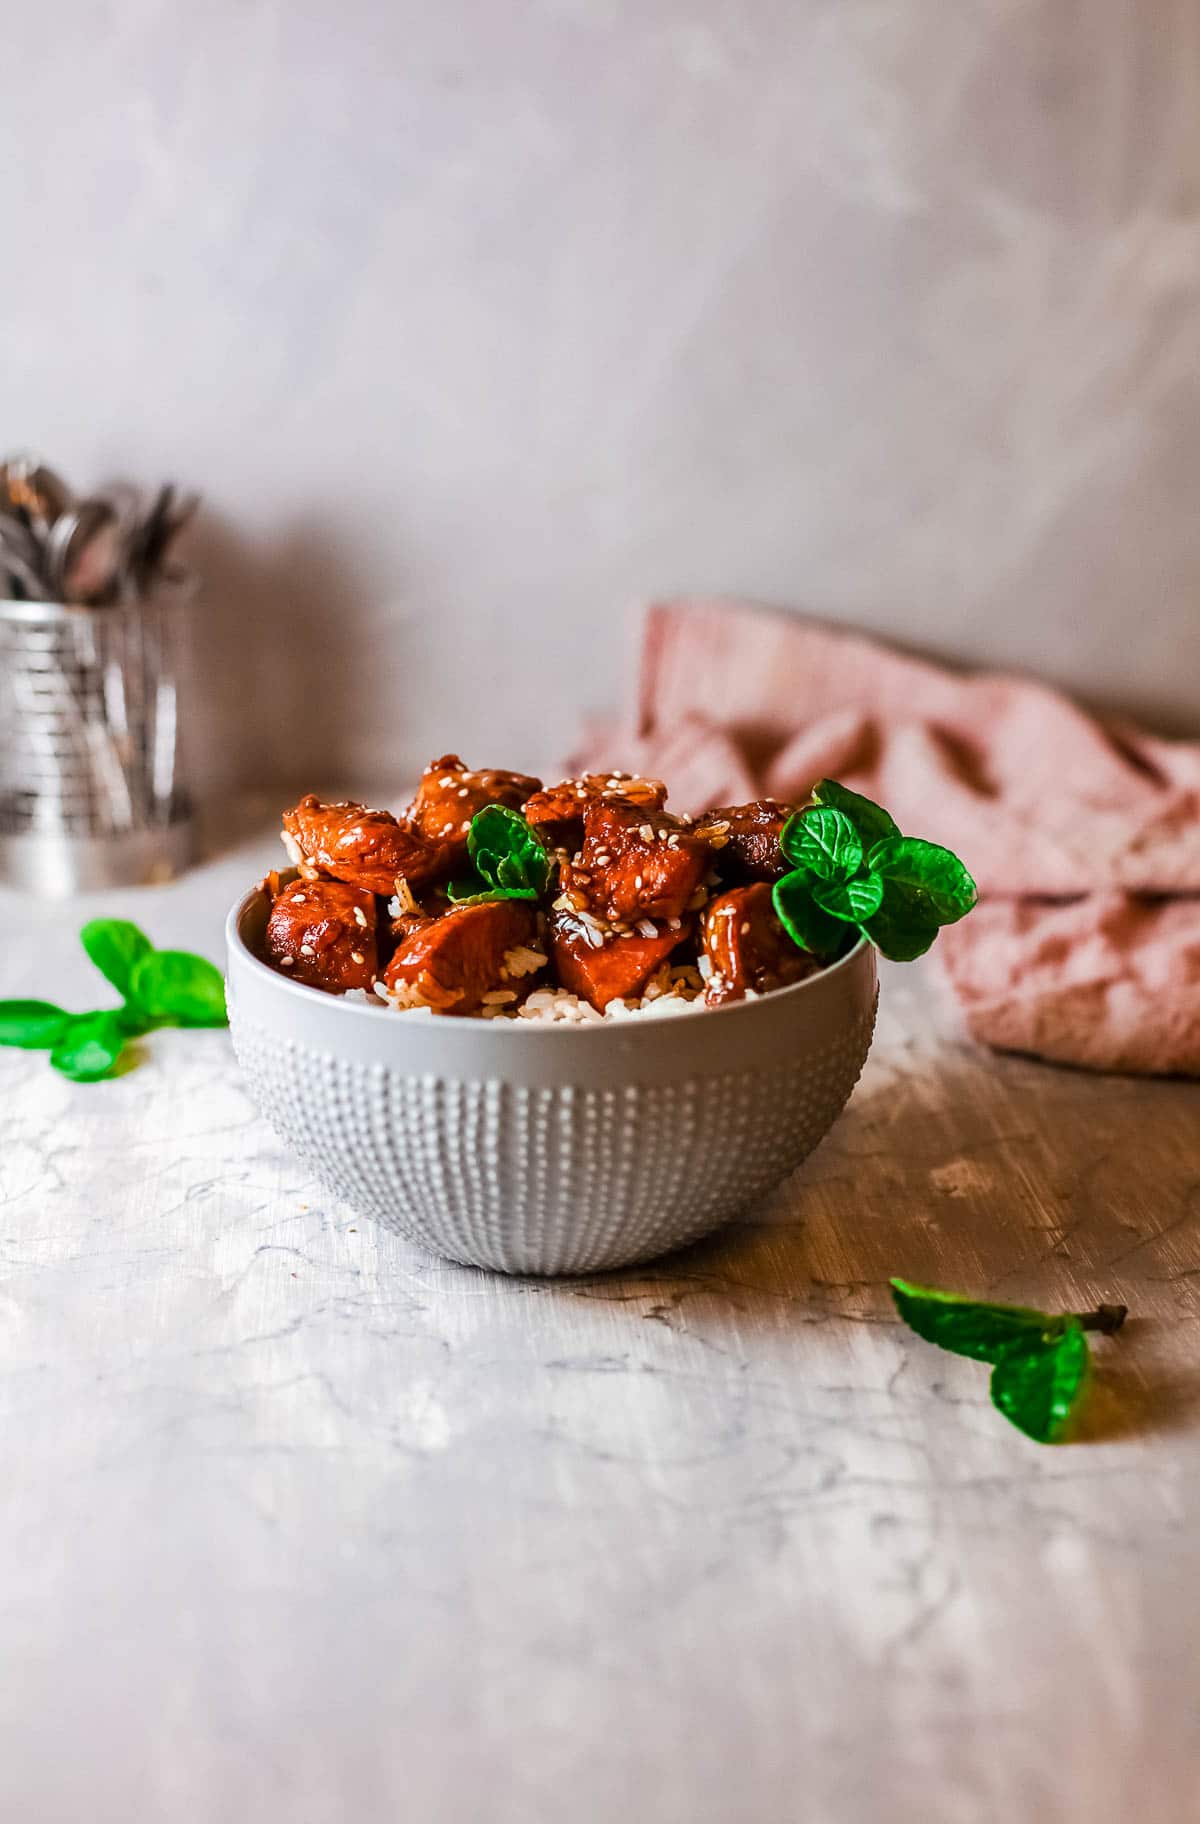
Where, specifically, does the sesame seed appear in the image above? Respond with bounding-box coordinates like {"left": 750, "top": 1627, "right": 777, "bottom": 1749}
{"left": 634, "top": 875, "right": 643, "bottom": 889}
{"left": 279, "top": 955, "right": 294, "bottom": 967}
{"left": 458, "top": 787, "right": 470, "bottom": 797}
{"left": 350, "top": 950, "right": 365, "bottom": 965}
{"left": 639, "top": 824, "right": 653, "bottom": 841}
{"left": 299, "top": 944, "right": 314, "bottom": 957}
{"left": 740, "top": 921, "right": 751, "bottom": 935}
{"left": 293, "top": 893, "right": 306, "bottom": 903}
{"left": 353, "top": 906, "right": 367, "bottom": 926}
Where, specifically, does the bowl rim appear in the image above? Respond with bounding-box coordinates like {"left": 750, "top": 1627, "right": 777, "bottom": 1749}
{"left": 226, "top": 874, "right": 873, "bottom": 1042}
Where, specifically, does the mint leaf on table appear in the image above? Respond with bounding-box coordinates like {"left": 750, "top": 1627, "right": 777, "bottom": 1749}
{"left": 773, "top": 781, "right": 977, "bottom": 964}
{"left": 891, "top": 1279, "right": 1062, "bottom": 1361}
{"left": 448, "top": 804, "right": 551, "bottom": 905}
{"left": 890, "top": 1279, "right": 1126, "bottom": 1444}
{"left": 0, "top": 1000, "right": 72, "bottom": 1048}
{"left": 130, "top": 950, "right": 227, "bottom": 1027}
{"left": 990, "top": 1324, "right": 1090, "bottom": 1444}
{"left": 49, "top": 1011, "right": 129, "bottom": 1082}
{"left": 80, "top": 918, "right": 153, "bottom": 1001}
{"left": 1, "top": 925, "right": 227, "bottom": 1084}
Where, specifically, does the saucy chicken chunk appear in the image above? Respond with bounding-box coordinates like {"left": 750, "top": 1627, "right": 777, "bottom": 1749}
{"left": 695, "top": 800, "right": 794, "bottom": 884}
{"left": 699, "top": 883, "right": 822, "bottom": 1006}
{"left": 523, "top": 772, "right": 667, "bottom": 850}
{"left": 383, "top": 898, "right": 541, "bottom": 1016}
{"left": 575, "top": 801, "right": 713, "bottom": 925}
{"left": 265, "top": 878, "right": 378, "bottom": 994}
{"left": 282, "top": 794, "right": 441, "bottom": 894}
{"left": 408, "top": 754, "right": 542, "bottom": 875}
{"left": 548, "top": 910, "right": 686, "bottom": 1011}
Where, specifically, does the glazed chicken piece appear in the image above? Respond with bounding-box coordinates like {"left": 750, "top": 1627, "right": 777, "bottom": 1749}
{"left": 694, "top": 800, "right": 794, "bottom": 884}
{"left": 282, "top": 794, "right": 442, "bottom": 894}
{"left": 699, "top": 882, "right": 822, "bottom": 1007}
{"left": 383, "top": 898, "right": 541, "bottom": 1016}
{"left": 522, "top": 772, "right": 667, "bottom": 851}
{"left": 575, "top": 800, "right": 713, "bottom": 925}
{"left": 548, "top": 910, "right": 686, "bottom": 1011}
{"left": 407, "top": 754, "right": 543, "bottom": 876}
{"left": 265, "top": 878, "right": 378, "bottom": 994}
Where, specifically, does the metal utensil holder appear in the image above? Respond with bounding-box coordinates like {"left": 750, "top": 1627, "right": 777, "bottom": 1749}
{"left": 0, "top": 588, "right": 194, "bottom": 894}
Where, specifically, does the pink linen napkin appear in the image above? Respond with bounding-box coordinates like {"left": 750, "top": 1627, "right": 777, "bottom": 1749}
{"left": 570, "top": 598, "right": 1200, "bottom": 1076}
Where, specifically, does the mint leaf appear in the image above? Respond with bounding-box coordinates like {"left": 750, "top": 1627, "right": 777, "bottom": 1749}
{"left": 80, "top": 918, "right": 153, "bottom": 1001}
{"left": 779, "top": 807, "right": 862, "bottom": 880}
{"left": 890, "top": 1279, "right": 1062, "bottom": 1363}
{"left": 450, "top": 804, "right": 550, "bottom": 904}
{"left": 446, "top": 881, "right": 536, "bottom": 906}
{"left": 772, "top": 786, "right": 976, "bottom": 965}
{"left": 130, "top": 951, "right": 228, "bottom": 1027}
{"left": 861, "top": 878, "right": 942, "bottom": 961}
{"left": 868, "top": 836, "right": 977, "bottom": 925}
{"left": 990, "top": 1324, "right": 1089, "bottom": 1444}
{"left": 771, "top": 873, "right": 848, "bottom": 954}
{"left": 891, "top": 1281, "right": 1125, "bottom": 1445}
{"left": 0, "top": 1000, "right": 72, "bottom": 1049}
{"left": 811, "top": 870, "right": 884, "bottom": 923}
{"left": 50, "top": 1011, "right": 127, "bottom": 1082}
{"left": 811, "top": 779, "right": 899, "bottom": 850}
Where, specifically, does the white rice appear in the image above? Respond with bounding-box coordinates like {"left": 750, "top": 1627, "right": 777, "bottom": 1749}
{"left": 342, "top": 962, "right": 718, "bottom": 1022}
{"left": 500, "top": 944, "right": 548, "bottom": 980}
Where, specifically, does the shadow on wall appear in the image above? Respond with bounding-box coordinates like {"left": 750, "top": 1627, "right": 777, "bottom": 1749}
{"left": 182, "top": 512, "right": 389, "bottom": 804}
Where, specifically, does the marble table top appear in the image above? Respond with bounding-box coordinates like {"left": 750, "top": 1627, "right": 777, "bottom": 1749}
{"left": 2, "top": 800, "right": 1197, "bottom": 1823}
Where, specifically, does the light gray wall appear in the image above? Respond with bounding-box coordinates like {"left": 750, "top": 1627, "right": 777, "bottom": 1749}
{"left": 6, "top": 1, "right": 1199, "bottom": 796}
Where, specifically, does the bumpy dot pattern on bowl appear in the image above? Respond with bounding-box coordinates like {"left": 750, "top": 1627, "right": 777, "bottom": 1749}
{"left": 231, "top": 1010, "right": 876, "bottom": 1275}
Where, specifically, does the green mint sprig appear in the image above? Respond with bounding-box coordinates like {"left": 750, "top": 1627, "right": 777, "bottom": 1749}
{"left": 891, "top": 1279, "right": 1128, "bottom": 1443}
{"left": 773, "top": 779, "right": 977, "bottom": 962}
{"left": 447, "top": 804, "right": 552, "bottom": 906}
{"left": 0, "top": 918, "right": 227, "bottom": 1082}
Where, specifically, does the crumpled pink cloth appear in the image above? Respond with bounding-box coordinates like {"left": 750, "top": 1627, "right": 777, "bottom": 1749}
{"left": 570, "top": 598, "right": 1200, "bottom": 1076}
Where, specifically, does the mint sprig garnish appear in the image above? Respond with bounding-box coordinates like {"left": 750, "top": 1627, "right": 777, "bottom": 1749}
{"left": 891, "top": 1279, "right": 1128, "bottom": 1443}
{"left": 0, "top": 918, "right": 227, "bottom": 1083}
{"left": 772, "top": 778, "right": 977, "bottom": 962}
{"left": 447, "top": 804, "right": 552, "bottom": 905}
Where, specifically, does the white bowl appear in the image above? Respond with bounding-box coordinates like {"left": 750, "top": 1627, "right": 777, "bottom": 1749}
{"left": 226, "top": 878, "right": 878, "bottom": 1275}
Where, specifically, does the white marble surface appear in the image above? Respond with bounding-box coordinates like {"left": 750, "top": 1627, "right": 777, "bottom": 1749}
{"left": 1, "top": 811, "right": 1198, "bottom": 1821}
{"left": 5, "top": 0, "right": 1200, "bottom": 800}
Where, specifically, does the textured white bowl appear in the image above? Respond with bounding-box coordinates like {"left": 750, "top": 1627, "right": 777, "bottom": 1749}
{"left": 226, "top": 878, "right": 878, "bottom": 1275}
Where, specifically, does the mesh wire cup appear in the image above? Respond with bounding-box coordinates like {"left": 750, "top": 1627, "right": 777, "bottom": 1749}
{"left": 0, "top": 588, "right": 194, "bottom": 894}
